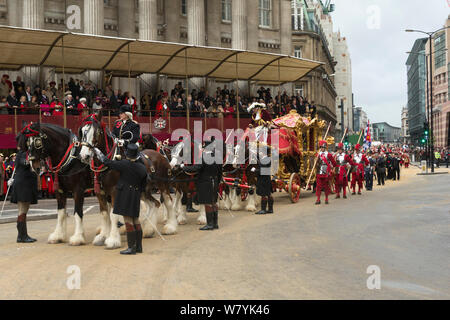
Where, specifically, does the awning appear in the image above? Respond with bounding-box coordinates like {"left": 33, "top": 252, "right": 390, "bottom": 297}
{"left": 0, "top": 26, "right": 323, "bottom": 84}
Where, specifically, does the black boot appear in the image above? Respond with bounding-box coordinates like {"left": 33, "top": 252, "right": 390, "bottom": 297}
{"left": 266, "top": 197, "right": 274, "bottom": 214}
{"left": 17, "top": 222, "right": 37, "bottom": 243}
{"left": 212, "top": 211, "right": 219, "bottom": 229}
{"left": 200, "top": 212, "right": 215, "bottom": 230}
{"left": 186, "top": 196, "right": 199, "bottom": 213}
{"left": 135, "top": 228, "right": 143, "bottom": 253}
{"left": 256, "top": 198, "right": 267, "bottom": 215}
{"left": 120, "top": 231, "right": 137, "bottom": 255}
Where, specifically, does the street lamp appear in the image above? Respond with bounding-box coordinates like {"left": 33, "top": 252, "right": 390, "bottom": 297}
{"left": 406, "top": 26, "right": 450, "bottom": 172}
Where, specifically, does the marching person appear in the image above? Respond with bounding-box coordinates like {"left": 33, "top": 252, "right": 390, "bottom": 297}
{"left": 93, "top": 144, "right": 148, "bottom": 255}
{"left": 182, "top": 137, "right": 222, "bottom": 230}
{"left": 392, "top": 153, "right": 401, "bottom": 181}
{"left": 252, "top": 147, "right": 274, "bottom": 214}
{"left": 365, "top": 151, "right": 375, "bottom": 191}
{"left": 376, "top": 152, "right": 386, "bottom": 186}
{"left": 315, "top": 140, "right": 337, "bottom": 205}
{"left": 350, "top": 144, "right": 369, "bottom": 195}
{"left": 334, "top": 143, "right": 353, "bottom": 199}
{"left": 9, "top": 141, "right": 38, "bottom": 243}
{"left": 112, "top": 105, "right": 141, "bottom": 149}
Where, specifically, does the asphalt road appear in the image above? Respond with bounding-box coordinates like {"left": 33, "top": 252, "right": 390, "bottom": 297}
{"left": 0, "top": 166, "right": 448, "bottom": 299}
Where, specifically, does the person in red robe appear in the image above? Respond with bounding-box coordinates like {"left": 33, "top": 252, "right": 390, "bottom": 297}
{"left": 334, "top": 143, "right": 354, "bottom": 199}
{"left": 350, "top": 144, "right": 369, "bottom": 195}
{"left": 315, "top": 140, "right": 337, "bottom": 205}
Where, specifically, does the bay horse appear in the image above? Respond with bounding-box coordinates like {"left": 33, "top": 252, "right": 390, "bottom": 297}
{"left": 21, "top": 123, "right": 92, "bottom": 245}
{"left": 78, "top": 114, "right": 178, "bottom": 249}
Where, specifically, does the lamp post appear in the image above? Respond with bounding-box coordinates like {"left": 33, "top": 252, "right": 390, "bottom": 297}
{"left": 406, "top": 27, "right": 450, "bottom": 172}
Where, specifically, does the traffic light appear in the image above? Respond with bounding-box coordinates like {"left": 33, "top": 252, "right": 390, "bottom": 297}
{"left": 423, "top": 122, "right": 429, "bottom": 137}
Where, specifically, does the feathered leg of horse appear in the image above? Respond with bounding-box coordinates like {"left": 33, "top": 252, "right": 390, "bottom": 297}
{"left": 48, "top": 195, "right": 67, "bottom": 244}
{"left": 92, "top": 194, "right": 111, "bottom": 246}
{"left": 69, "top": 189, "right": 86, "bottom": 245}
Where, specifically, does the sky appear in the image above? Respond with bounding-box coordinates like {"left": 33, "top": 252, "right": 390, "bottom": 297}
{"left": 329, "top": 0, "right": 449, "bottom": 127}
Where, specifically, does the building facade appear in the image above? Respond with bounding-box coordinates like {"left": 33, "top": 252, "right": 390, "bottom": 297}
{"left": 372, "top": 122, "right": 401, "bottom": 144}
{"left": 291, "top": 0, "right": 337, "bottom": 127}
{"left": 425, "top": 15, "right": 450, "bottom": 150}
{"left": 406, "top": 37, "right": 428, "bottom": 146}
{"left": 401, "top": 106, "right": 410, "bottom": 145}
{"left": 1, "top": 0, "right": 341, "bottom": 125}
{"left": 353, "top": 106, "right": 367, "bottom": 133}
{"left": 333, "top": 31, "right": 353, "bottom": 133}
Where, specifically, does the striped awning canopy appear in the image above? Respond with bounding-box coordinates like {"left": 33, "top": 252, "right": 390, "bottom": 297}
{"left": 0, "top": 26, "right": 323, "bottom": 84}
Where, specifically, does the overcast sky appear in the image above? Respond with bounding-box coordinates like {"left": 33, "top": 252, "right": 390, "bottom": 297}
{"left": 330, "top": 0, "right": 449, "bottom": 127}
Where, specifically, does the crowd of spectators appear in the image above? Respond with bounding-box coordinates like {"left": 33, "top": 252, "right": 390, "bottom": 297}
{"left": 1, "top": 74, "right": 318, "bottom": 119}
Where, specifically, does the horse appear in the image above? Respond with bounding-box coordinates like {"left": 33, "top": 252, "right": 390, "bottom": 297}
{"left": 169, "top": 139, "right": 207, "bottom": 225}
{"left": 78, "top": 114, "right": 178, "bottom": 249}
{"left": 20, "top": 123, "right": 92, "bottom": 245}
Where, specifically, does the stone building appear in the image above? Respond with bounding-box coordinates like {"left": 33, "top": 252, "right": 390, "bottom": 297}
{"left": 1, "top": 0, "right": 339, "bottom": 124}
{"left": 425, "top": 15, "right": 450, "bottom": 150}
{"left": 372, "top": 122, "right": 401, "bottom": 144}
{"left": 400, "top": 106, "right": 410, "bottom": 145}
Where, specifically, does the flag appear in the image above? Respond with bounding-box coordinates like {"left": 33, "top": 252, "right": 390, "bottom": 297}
{"left": 364, "top": 120, "right": 371, "bottom": 149}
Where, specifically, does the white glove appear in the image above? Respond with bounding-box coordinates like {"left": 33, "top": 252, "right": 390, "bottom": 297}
{"left": 251, "top": 167, "right": 256, "bottom": 172}
{"left": 7, "top": 179, "right": 14, "bottom": 187}
{"left": 118, "top": 139, "right": 125, "bottom": 146}
{"left": 180, "top": 164, "right": 185, "bottom": 168}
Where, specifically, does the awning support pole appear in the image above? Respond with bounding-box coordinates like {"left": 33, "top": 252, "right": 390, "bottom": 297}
{"left": 185, "top": 49, "right": 190, "bottom": 132}
{"left": 62, "top": 36, "right": 66, "bottom": 129}
{"left": 236, "top": 54, "right": 239, "bottom": 129}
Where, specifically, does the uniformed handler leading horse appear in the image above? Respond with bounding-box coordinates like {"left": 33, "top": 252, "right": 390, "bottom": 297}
{"left": 9, "top": 137, "right": 38, "bottom": 243}
{"left": 94, "top": 144, "right": 147, "bottom": 255}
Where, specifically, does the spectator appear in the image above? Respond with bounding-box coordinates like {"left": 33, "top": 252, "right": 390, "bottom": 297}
{"left": 65, "top": 94, "right": 76, "bottom": 115}
{"left": 0, "top": 75, "right": 10, "bottom": 98}
{"left": 51, "top": 97, "right": 64, "bottom": 116}
{"left": 25, "top": 86, "right": 33, "bottom": 102}
{"left": 7, "top": 90, "right": 19, "bottom": 115}
{"left": 18, "top": 95, "right": 28, "bottom": 114}
{"left": 13, "top": 76, "right": 25, "bottom": 94}
{"left": 123, "top": 91, "right": 137, "bottom": 114}
{"left": 171, "top": 97, "right": 185, "bottom": 117}
{"left": 77, "top": 97, "right": 89, "bottom": 116}
{"left": 40, "top": 97, "right": 51, "bottom": 117}
{"left": 92, "top": 97, "right": 103, "bottom": 113}
{"left": 110, "top": 89, "right": 122, "bottom": 115}
{"left": 224, "top": 102, "right": 234, "bottom": 119}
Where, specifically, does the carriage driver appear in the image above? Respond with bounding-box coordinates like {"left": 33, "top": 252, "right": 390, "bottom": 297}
{"left": 94, "top": 144, "right": 147, "bottom": 255}
{"left": 9, "top": 135, "right": 39, "bottom": 243}
{"left": 113, "top": 105, "right": 141, "bottom": 149}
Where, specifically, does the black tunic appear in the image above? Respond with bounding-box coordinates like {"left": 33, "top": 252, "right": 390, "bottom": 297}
{"left": 10, "top": 151, "right": 38, "bottom": 205}
{"left": 103, "top": 158, "right": 147, "bottom": 218}
{"left": 256, "top": 156, "right": 272, "bottom": 197}
{"left": 184, "top": 161, "right": 222, "bottom": 205}
{"left": 112, "top": 119, "right": 140, "bottom": 145}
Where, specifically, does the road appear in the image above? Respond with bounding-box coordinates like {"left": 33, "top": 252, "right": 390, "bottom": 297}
{"left": 0, "top": 166, "right": 448, "bottom": 299}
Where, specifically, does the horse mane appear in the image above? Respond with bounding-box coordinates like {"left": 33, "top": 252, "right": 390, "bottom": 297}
{"left": 37, "top": 123, "right": 72, "bottom": 138}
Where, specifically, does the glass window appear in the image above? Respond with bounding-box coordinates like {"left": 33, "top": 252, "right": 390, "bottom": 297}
{"left": 295, "top": 84, "right": 304, "bottom": 97}
{"left": 291, "top": 0, "right": 303, "bottom": 31}
{"left": 222, "top": 0, "right": 232, "bottom": 22}
{"left": 259, "top": 0, "right": 271, "bottom": 27}
{"left": 294, "top": 46, "right": 302, "bottom": 58}
{"left": 181, "top": 0, "right": 187, "bottom": 16}
{"left": 434, "top": 33, "right": 446, "bottom": 69}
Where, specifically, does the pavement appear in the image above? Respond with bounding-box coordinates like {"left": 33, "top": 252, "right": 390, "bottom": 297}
{"left": 0, "top": 166, "right": 448, "bottom": 300}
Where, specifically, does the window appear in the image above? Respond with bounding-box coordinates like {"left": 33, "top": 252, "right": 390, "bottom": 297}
{"left": 181, "top": 0, "right": 187, "bottom": 16}
{"left": 295, "top": 84, "right": 304, "bottom": 97}
{"left": 222, "top": 0, "right": 232, "bottom": 22}
{"left": 259, "top": 0, "right": 271, "bottom": 27}
{"left": 294, "top": 46, "right": 302, "bottom": 58}
{"left": 291, "top": 0, "right": 303, "bottom": 31}
{"left": 434, "top": 33, "right": 446, "bottom": 69}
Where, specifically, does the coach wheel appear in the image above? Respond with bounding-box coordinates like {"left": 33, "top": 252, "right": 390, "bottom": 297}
{"left": 288, "top": 173, "right": 301, "bottom": 203}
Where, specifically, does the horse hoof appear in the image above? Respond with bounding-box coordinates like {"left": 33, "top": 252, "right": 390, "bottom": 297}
{"left": 177, "top": 217, "right": 187, "bottom": 225}
{"left": 197, "top": 217, "right": 207, "bottom": 225}
{"left": 246, "top": 205, "right": 257, "bottom": 212}
{"left": 92, "top": 235, "right": 106, "bottom": 246}
{"left": 162, "top": 224, "right": 177, "bottom": 235}
{"left": 95, "top": 226, "right": 102, "bottom": 235}
{"left": 48, "top": 233, "right": 65, "bottom": 244}
{"left": 69, "top": 234, "right": 86, "bottom": 246}
{"left": 105, "top": 237, "right": 122, "bottom": 249}
{"left": 143, "top": 229, "right": 155, "bottom": 238}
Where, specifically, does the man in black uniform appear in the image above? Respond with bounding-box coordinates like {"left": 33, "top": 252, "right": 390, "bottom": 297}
{"left": 376, "top": 152, "right": 386, "bottom": 186}
{"left": 94, "top": 144, "right": 147, "bottom": 255}
{"left": 112, "top": 105, "right": 141, "bottom": 148}
{"left": 252, "top": 148, "right": 274, "bottom": 214}
{"left": 365, "top": 151, "right": 375, "bottom": 191}
{"left": 182, "top": 138, "right": 222, "bottom": 231}
{"left": 9, "top": 137, "right": 38, "bottom": 243}
{"left": 386, "top": 153, "right": 394, "bottom": 180}
{"left": 392, "top": 153, "right": 401, "bottom": 181}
